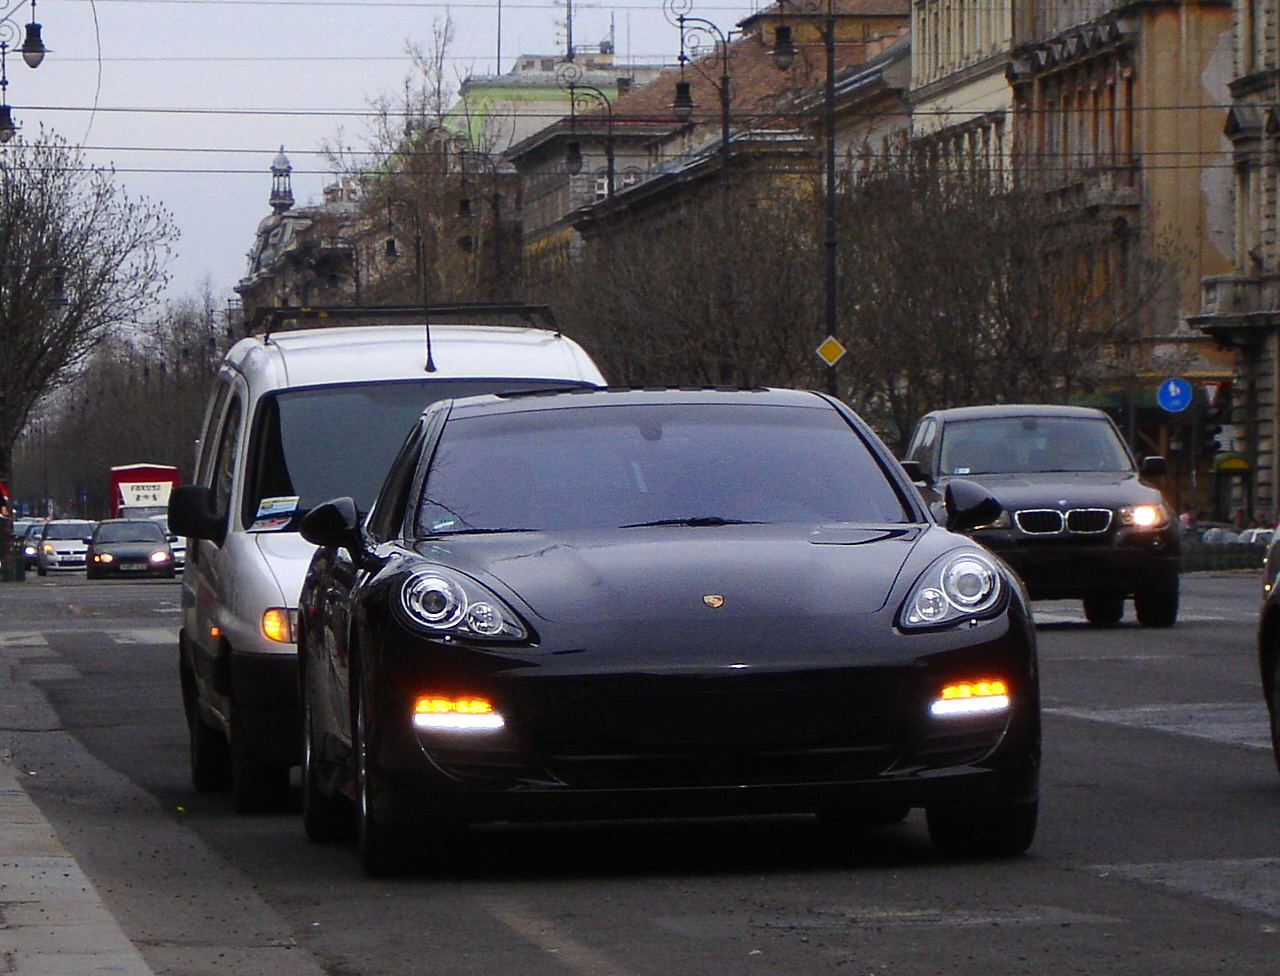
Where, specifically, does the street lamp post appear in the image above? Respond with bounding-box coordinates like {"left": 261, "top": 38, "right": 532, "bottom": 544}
{"left": 556, "top": 59, "right": 616, "bottom": 201}
{"left": 770, "top": 0, "right": 840, "bottom": 397}
{"left": 665, "top": 0, "right": 733, "bottom": 204}
{"left": 0, "top": 0, "right": 49, "bottom": 142}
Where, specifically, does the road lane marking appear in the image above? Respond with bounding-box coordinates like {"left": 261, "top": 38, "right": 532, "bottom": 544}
{"left": 475, "top": 896, "right": 641, "bottom": 976}
{"left": 1045, "top": 702, "right": 1271, "bottom": 749}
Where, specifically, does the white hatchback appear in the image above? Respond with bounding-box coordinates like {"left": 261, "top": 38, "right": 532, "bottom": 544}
{"left": 36, "top": 519, "right": 96, "bottom": 575}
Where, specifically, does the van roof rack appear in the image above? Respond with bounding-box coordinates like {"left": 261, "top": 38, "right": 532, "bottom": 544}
{"left": 248, "top": 303, "right": 559, "bottom": 338}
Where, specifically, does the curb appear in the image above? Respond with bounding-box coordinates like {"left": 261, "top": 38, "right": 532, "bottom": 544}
{"left": 0, "top": 756, "right": 157, "bottom": 976}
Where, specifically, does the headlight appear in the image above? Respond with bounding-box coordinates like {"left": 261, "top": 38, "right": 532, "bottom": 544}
{"left": 1119, "top": 503, "right": 1170, "bottom": 529}
{"left": 97, "top": 553, "right": 113, "bottom": 564}
{"left": 901, "top": 550, "right": 1005, "bottom": 629}
{"left": 397, "top": 567, "right": 527, "bottom": 641}
{"left": 149, "top": 550, "right": 171, "bottom": 563}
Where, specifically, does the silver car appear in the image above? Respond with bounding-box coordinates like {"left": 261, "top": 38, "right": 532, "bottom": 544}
{"left": 169, "top": 310, "right": 607, "bottom": 813}
{"left": 35, "top": 519, "right": 96, "bottom": 575}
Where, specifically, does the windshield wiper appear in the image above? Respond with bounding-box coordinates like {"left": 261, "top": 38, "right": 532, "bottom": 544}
{"left": 424, "top": 526, "right": 537, "bottom": 537}
{"left": 620, "top": 516, "right": 766, "bottom": 529}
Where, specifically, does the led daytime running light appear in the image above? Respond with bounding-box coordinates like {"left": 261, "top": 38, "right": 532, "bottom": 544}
{"left": 412, "top": 696, "right": 505, "bottom": 731}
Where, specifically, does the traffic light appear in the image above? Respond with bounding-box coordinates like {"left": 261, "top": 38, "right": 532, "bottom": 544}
{"left": 1201, "top": 404, "right": 1223, "bottom": 455}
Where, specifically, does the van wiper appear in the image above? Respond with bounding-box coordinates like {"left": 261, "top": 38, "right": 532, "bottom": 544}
{"left": 620, "top": 516, "right": 766, "bottom": 528}
{"left": 426, "top": 526, "right": 537, "bottom": 537}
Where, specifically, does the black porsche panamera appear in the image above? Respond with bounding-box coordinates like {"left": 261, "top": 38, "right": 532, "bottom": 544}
{"left": 297, "top": 387, "right": 1040, "bottom": 875}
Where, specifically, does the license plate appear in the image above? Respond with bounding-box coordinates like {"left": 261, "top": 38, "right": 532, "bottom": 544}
{"left": 121, "top": 562, "right": 147, "bottom": 571}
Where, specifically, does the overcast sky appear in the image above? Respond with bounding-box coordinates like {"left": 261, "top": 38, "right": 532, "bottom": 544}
{"left": 9, "top": 0, "right": 757, "bottom": 309}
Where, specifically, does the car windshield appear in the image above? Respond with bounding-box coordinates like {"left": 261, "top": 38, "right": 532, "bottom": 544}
{"left": 416, "top": 401, "right": 912, "bottom": 535}
{"left": 243, "top": 377, "right": 588, "bottom": 529}
{"left": 94, "top": 522, "right": 166, "bottom": 544}
{"left": 939, "top": 415, "right": 1134, "bottom": 475}
{"left": 45, "top": 523, "right": 93, "bottom": 540}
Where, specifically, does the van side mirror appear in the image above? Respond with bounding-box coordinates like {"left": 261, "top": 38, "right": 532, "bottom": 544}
{"left": 899, "top": 459, "right": 924, "bottom": 483}
{"left": 1139, "top": 456, "right": 1167, "bottom": 478}
{"left": 299, "top": 497, "right": 364, "bottom": 555}
{"left": 168, "top": 485, "right": 226, "bottom": 546}
{"left": 944, "top": 479, "right": 1003, "bottom": 534}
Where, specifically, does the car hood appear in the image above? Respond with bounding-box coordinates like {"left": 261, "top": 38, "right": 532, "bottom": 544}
{"left": 939, "top": 471, "right": 1162, "bottom": 509}
{"left": 411, "top": 524, "right": 923, "bottom": 625}
{"left": 94, "top": 541, "right": 168, "bottom": 558}
{"left": 254, "top": 531, "right": 319, "bottom": 605}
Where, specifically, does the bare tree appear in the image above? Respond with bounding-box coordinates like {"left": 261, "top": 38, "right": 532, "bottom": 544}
{"left": 0, "top": 132, "right": 176, "bottom": 541}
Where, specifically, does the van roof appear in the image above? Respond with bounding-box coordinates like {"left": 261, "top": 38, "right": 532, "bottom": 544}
{"left": 224, "top": 323, "right": 606, "bottom": 392}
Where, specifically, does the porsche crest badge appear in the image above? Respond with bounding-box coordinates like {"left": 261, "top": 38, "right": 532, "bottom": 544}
{"left": 703, "top": 594, "right": 725, "bottom": 609}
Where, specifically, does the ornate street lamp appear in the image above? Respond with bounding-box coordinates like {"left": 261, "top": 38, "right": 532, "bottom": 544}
{"left": 0, "top": 0, "right": 51, "bottom": 142}
{"left": 556, "top": 59, "right": 616, "bottom": 199}
{"left": 665, "top": 0, "right": 733, "bottom": 196}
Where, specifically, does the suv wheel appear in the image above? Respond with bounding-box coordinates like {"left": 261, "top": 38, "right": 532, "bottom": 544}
{"left": 1082, "top": 593, "right": 1125, "bottom": 627}
{"left": 1134, "top": 581, "right": 1179, "bottom": 628}
{"left": 303, "top": 682, "right": 353, "bottom": 843}
{"left": 926, "top": 800, "right": 1037, "bottom": 857}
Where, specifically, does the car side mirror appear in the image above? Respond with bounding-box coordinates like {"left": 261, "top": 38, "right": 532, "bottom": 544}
{"left": 943, "top": 478, "right": 1003, "bottom": 534}
{"left": 1139, "top": 456, "right": 1167, "bottom": 478}
{"left": 899, "top": 459, "right": 925, "bottom": 483}
{"left": 299, "top": 497, "right": 365, "bottom": 554}
{"left": 168, "top": 485, "right": 226, "bottom": 546}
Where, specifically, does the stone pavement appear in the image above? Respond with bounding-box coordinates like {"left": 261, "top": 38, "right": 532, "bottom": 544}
{"left": 0, "top": 755, "right": 157, "bottom": 976}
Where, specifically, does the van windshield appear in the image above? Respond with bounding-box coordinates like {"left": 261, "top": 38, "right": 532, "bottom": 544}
{"left": 242, "top": 378, "right": 587, "bottom": 531}
{"left": 939, "top": 415, "right": 1134, "bottom": 476}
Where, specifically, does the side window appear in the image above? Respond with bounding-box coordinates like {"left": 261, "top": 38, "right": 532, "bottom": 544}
{"left": 194, "top": 379, "right": 232, "bottom": 488}
{"left": 365, "top": 420, "right": 428, "bottom": 543}
{"left": 210, "top": 396, "right": 243, "bottom": 524}
{"left": 906, "top": 418, "right": 938, "bottom": 473}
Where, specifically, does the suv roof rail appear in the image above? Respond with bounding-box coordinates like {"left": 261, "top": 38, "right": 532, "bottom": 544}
{"left": 248, "top": 303, "right": 559, "bottom": 338}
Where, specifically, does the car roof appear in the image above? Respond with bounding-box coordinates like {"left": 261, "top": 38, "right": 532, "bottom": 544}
{"left": 925, "top": 404, "right": 1111, "bottom": 423}
{"left": 223, "top": 324, "right": 606, "bottom": 394}
{"left": 439, "top": 386, "right": 836, "bottom": 419}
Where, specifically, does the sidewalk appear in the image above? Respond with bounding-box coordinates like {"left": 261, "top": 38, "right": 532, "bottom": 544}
{"left": 0, "top": 754, "right": 157, "bottom": 976}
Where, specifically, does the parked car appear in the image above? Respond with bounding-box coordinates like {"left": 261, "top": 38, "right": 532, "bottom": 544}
{"left": 296, "top": 387, "right": 1040, "bottom": 876}
{"left": 86, "top": 519, "right": 176, "bottom": 579}
{"left": 168, "top": 308, "right": 608, "bottom": 814}
{"left": 20, "top": 521, "right": 46, "bottom": 570}
{"left": 902, "top": 404, "right": 1180, "bottom": 627}
{"left": 35, "top": 519, "right": 96, "bottom": 575}
{"left": 1258, "top": 546, "right": 1280, "bottom": 775}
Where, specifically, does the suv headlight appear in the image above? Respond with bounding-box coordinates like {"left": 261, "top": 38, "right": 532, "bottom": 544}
{"left": 1119, "top": 503, "right": 1171, "bottom": 529}
{"left": 901, "top": 550, "right": 1006, "bottom": 629}
{"left": 396, "top": 567, "right": 527, "bottom": 641}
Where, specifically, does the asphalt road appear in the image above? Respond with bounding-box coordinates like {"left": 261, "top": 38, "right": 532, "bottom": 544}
{"left": 1, "top": 571, "right": 1277, "bottom": 976}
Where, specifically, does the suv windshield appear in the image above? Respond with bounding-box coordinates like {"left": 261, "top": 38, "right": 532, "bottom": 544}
{"left": 243, "top": 377, "right": 587, "bottom": 530}
{"left": 939, "top": 416, "right": 1133, "bottom": 476}
{"left": 417, "top": 402, "right": 911, "bottom": 535}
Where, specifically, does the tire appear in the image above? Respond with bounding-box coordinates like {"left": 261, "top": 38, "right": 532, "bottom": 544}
{"left": 230, "top": 701, "right": 293, "bottom": 814}
{"left": 354, "top": 688, "right": 409, "bottom": 877}
{"left": 1134, "top": 581, "right": 1179, "bottom": 628}
{"left": 1268, "top": 652, "right": 1280, "bottom": 779}
{"left": 1082, "top": 593, "right": 1125, "bottom": 627}
{"left": 302, "top": 678, "right": 353, "bottom": 843}
{"left": 37, "top": 563, "right": 46, "bottom": 577}
{"left": 180, "top": 654, "right": 231, "bottom": 792}
{"left": 926, "top": 800, "right": 1038, "bottom": 857}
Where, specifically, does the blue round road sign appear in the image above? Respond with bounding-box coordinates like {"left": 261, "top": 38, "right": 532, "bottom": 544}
{"left": 1157, "top": 377, "right": 1192, "bottom": 413}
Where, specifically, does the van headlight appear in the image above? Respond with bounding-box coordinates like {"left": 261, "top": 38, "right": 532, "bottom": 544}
{"left": 901, "top": 551, "right": 1005, "bottom": 629}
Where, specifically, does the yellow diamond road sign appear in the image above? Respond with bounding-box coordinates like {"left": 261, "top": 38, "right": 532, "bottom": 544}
{"left": 816, "top": 336, "right": 846, "bottom": 367}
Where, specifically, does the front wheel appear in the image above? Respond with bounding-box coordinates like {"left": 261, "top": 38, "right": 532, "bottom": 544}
{"left": 354, "top": 689, "right": 410, "bottom": 876}
{"left": 302, "top": 683, "right": 353, "bottom": 843}
{"left": 1134, "top": 581, "right": 1179, "bottom": 628}
{"left": 181, "top": 656, "right": 230, "bottom": 792}
{"left": 926, "top": 800, "right": 1037, "bottom": 857}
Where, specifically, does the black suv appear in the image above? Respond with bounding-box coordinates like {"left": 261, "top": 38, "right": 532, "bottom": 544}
{"left": 903, "top": 404, "right": 1179, "bottom": 627}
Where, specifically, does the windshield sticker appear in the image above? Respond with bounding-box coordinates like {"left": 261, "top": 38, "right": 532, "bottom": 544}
{"left": 250, "top": 496, "right": 300, "bottom": 532}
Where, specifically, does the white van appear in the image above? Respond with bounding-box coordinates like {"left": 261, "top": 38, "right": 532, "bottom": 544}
{"left": 170, "top": 310, "right": 606, "bottom": 812}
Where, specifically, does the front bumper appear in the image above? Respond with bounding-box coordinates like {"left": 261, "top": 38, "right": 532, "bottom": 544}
{"left": 359, "top": 620, "right": 1040, "bottom": 828}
